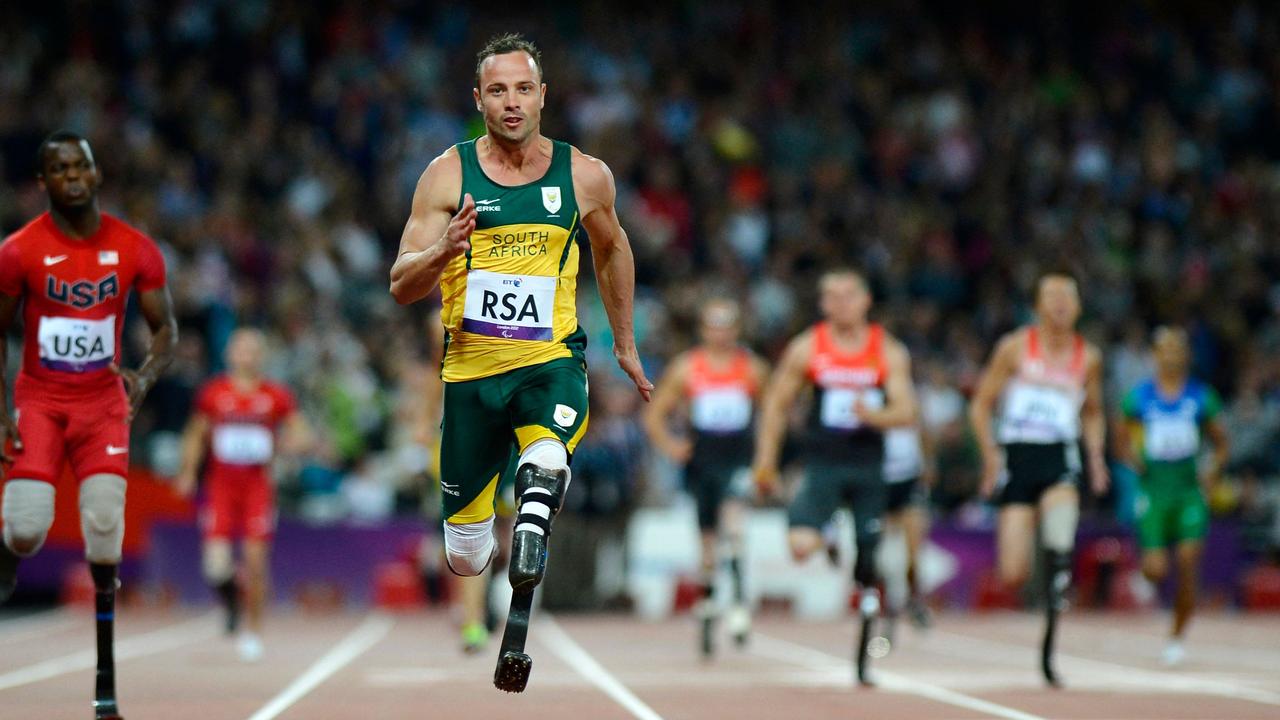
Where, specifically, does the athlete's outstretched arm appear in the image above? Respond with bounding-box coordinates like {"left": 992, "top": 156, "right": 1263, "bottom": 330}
{"left": 856, "top": 338, "right": 916, "bottom": 429}
{"left": 576, "top": 152, "right": 653, "bottom": 401}
{"left": 642, "top": 354, "right": 692, "bottom": 463}
{"left": 173, "top": 412, "right": 211, "bottom": 498}
{"left": 969, "top": 334, "right": 1019, "bottom": 498}
{"left": 280, "top": 411, "right": 314, "bottom": 457}
{"left": 1080, "top": 347, "right": 1109, "bottom": 495}
{"left": 0, "top": 293, "right": 21, "bottom": 462}
{"left": 390, "top": 151, "right": 471, "bottom": 305}
{"left": 115, "top": 286, "right": 178, "bottom": 421}
{"left": 752, "top": 333, "right": 812, "bottom": 493}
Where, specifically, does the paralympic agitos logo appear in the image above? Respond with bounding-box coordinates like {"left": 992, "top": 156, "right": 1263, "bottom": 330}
{"left": 46, "top": 272, "right": 120, "bottom": 309}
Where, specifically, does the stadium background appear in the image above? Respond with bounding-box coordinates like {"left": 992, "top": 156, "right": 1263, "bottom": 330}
{"left": 1, "top": 0, "right": 1279, "bottom": 612}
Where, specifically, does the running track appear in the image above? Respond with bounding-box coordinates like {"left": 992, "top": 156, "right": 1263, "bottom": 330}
{"left": 1, "top": 608, "right": 1276, "bottom": 719}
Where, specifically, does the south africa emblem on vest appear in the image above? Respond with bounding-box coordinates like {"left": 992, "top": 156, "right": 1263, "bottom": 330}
{"left": 541, "top": 186, "right": 561, "bottom": 214}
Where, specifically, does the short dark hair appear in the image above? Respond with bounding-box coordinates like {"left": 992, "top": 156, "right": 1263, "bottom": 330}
{"left": 1035, "top": 268, "right": 1078, "bottom": 302}
{"left": 475, "top": 32, "right": 543, "bottom": 87}
{"left": 36, "top": 130, "right": 89, "bottom": 175}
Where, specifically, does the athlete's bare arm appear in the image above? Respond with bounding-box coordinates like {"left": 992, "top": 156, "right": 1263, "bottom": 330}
{"left": 280, "top": 411, "right": 314, "bottom": 457}
{"left": 174, "top": 411, "right": 211, "bottom": 498}
{"left": 856, "top": 337, "right": 916, "bottom": 429}
{"left": 573, "top": 149, "right": 653, "bottom": 401}
{"left": 752, "top": 330, "right": 813, "bottom": 492}
{"left": 969, "top": 332, "right": 1022, "bottom": 497}
{"left": 113, "top": 286, "right": 178, "bottom": 421}
{"left": 0, "top": 293, "right": 21, "bottom": 461}
{"left": 389, "top": 150, "right": 473, "bottom": 305}
{"left": 1202, "top": 416, "right": 1230, "bottom": 493}
{"left": 642, "top": 353, "right": 693, "bottom": 463}
{"left": 1116, "top": 415, "right": 1145, "bottom": 475}
{"left": 1080, "top": 345, "right": 1109, "bottom": 494}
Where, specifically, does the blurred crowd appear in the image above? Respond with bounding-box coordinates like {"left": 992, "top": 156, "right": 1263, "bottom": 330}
{"left": 2, "top": 1, "right": 1280, "bottom": 555}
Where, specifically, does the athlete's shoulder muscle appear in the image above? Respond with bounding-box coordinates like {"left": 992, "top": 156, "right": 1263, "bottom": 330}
{"left": 990, "top": 330, "right": 1025, "bottom": 368}
{"left": 569, "top": 147, "right": 614, "bottom": 217}
{"left": 781, "top": 329, "right": 816, "bottom": 374}
{"left": 420, "top": 146, "right": 464, "bottom": 211}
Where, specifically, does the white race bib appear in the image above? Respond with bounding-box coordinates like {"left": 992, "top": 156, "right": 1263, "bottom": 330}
{"left": 999, "top": 381, "right": 1079, "bottom": 442}
{"left": 37, "top": 315, "right": 115, "bottom": 373}
{"left": 1145, "top": 415, "right": 1199, "bottom": 462}
{"left": 212, "top": 423, "right": 275, "bottom": 465}
{"left": 820, "top": 387, "right": 884, "bottom": 430}
{"left": 690, "top": 388, "right": 752, "bottom": 432}
{"left": 884, "top": 427, "right": 924, "bottom": 482}
{"left": 461, "top": 269, "right": 556, "bottom": 341}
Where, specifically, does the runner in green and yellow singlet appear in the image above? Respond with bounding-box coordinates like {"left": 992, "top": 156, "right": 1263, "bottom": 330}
{"left": 390, "top": 33, "right": 652, "bottom": 693}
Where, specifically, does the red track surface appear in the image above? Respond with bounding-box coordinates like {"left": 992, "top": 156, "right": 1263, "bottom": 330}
{"left": 1, "top": 607, "right": 1277, "bottom": 719}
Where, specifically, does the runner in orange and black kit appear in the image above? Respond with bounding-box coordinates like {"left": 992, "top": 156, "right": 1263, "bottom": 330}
{"left": 175, "top": 328, "right": 309, "bottom": 663}
{"left": 0, "top": 131, "right": 178, "bottom": 720}
{"left": 969, "top": 271, "right": 1107, "bottom": 687}
{"left": 644, "top": 299, "right": 768, "bottom": 658}
{"left": 754, "top": 270, "right": 915, "bottom": 686}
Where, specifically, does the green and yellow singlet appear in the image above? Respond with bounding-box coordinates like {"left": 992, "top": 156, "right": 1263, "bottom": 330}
{"left": 439, "top": 138, "right": 585, "bottom": 382}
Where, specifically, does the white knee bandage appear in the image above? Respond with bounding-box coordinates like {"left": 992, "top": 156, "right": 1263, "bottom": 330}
{"left": 443, "top": 517, "right": 496, "bottom": 576}
{"left": 877, "top": 529, "right": 910, "bottom": 609}
{"left": 2, "top": 480, "right": 55, "bottom": 557}
{"left": 1040, "top": 502, "right": 1079, "bottom": 553}
{"left": 79, "top": 474, "right": 127, "bottom": 564}
{"left": 202, "top": 541, "right": 235, "bottom": 584}
{"left": 519, "top": 438, "right": 570, "bottom": 480}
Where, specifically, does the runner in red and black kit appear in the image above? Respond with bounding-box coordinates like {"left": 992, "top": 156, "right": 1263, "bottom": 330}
{"left": 0, "top": 131, "right": 178, "bottom": 720}
{"left": 753, "top": 270, "right": 916, "bottom": 686}
{"left": 644, "top": 299, "right": 768, "bottom": 658}
{"left": 174, "top": 328, "right": 309, "bottom": 663}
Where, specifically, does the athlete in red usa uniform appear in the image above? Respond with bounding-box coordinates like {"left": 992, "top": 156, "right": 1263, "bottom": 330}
{"left": 0, "top": 131, "right": 178, "bottom": 720}
{"left": 175, "top": 328, "right": 309, "bottom": 663}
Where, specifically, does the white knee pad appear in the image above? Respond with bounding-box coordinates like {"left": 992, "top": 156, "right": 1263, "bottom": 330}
{"left": 519, "top": 438, "right": 571, "bottom": 487}
{"left": 202, "top": 541, "right": 234, "bottom": 584}
{"left": 79, "top": 474, "right": 127, "bottom": 564}
{"left": 1041, "top": 502, "right": 1079, "bottom": 553}
{"left": 2, "top": 480, "right": 55, "bottom": 557}
{"left": 443, "top": 517, "right": 496, "bottom": 577}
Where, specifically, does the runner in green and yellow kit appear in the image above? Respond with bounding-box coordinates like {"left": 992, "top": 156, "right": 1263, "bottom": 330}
{"left": 1119, "top": 326, "right": 1228, "bottom": 667}
{"left": 390, "top": 33, "right": 651, "bottom": 693}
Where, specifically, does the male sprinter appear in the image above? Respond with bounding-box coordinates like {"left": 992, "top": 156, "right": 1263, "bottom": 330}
{"left": 969, "top": 271, "right": 1107, "bottom": 686}
{"left": 0, "top": 131, "right": 177, "bottom": 719}
{"left": 174, "top": 328, "right": 310, "bottom": 662}
{"left": 389, "top": 33, "right": 651, "bottom": 692}
{"left": 880, "top": 420, "right": 933, "bottom": 635}
{"left": 643, "top": 299, "right": 768, "bottom": 658}
{"left": 753, "top": 270, "right": 915, "bottom": 686}
{"left": 1118, "top": 327, "right": 1227, "bottom": 666}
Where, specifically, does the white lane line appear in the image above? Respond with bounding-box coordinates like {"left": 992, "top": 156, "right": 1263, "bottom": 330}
{"left": 247, "top": 614, "right": 394, "bottom": 720}
{"left": 538, "top": 615, "right": 666, "bottom": 720}
{"left": 751, "top": 631, "right": 1048, "bottom": 720}
{"left": 0, "top": 609, "right": 79, "bottom": 645}
{"left": 0, "top": 612, "right": 220, "bottom": 692}
{"left": 1068, "top": 620, "right": 1280, "bottom": 667}
{"left": 931, "top": 629, "right": 1280, "bottom": 707}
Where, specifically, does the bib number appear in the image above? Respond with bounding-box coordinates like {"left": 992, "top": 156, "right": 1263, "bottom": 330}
{"left": 37, "top": 315, "right": 115, "bottom": 373}
{"left": 212, "top": 423, "right": 275, "bottom": 465}
{"left": 461, "top": 270, "right": 556, "bottom": 341}
{"left": 1001, "top": 383, "right": 1078, "bottom": 441}
{"left": 690, "top": 388, "right": 752, "bottom": 432}
{"left": 820, "top": 387, "right": 884, "bottom": 430}
{"left": 1146, "top": 416, "right": 1199, "bottom": 461}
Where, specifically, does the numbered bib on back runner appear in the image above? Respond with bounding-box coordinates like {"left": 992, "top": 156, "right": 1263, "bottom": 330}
{"left": 212, "top": 423, "right": 274, "bottom": 465}
{"left": 1145, "top": 415, "right": 1199, "bottom": 462}
{"left": 37, "top": 315, "right": 115, "bottom": 372}
{"left": 461, "top": 269, "right": 556, "bottom": 341}
{"left": 690, "top": 388, "right": 752, "bottom": 433}
{"left": 820, "top": 387, "right": 884, "bottom": 430}
{"left": 1000, "top": 382, "right": 1079, "bottom": 442}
